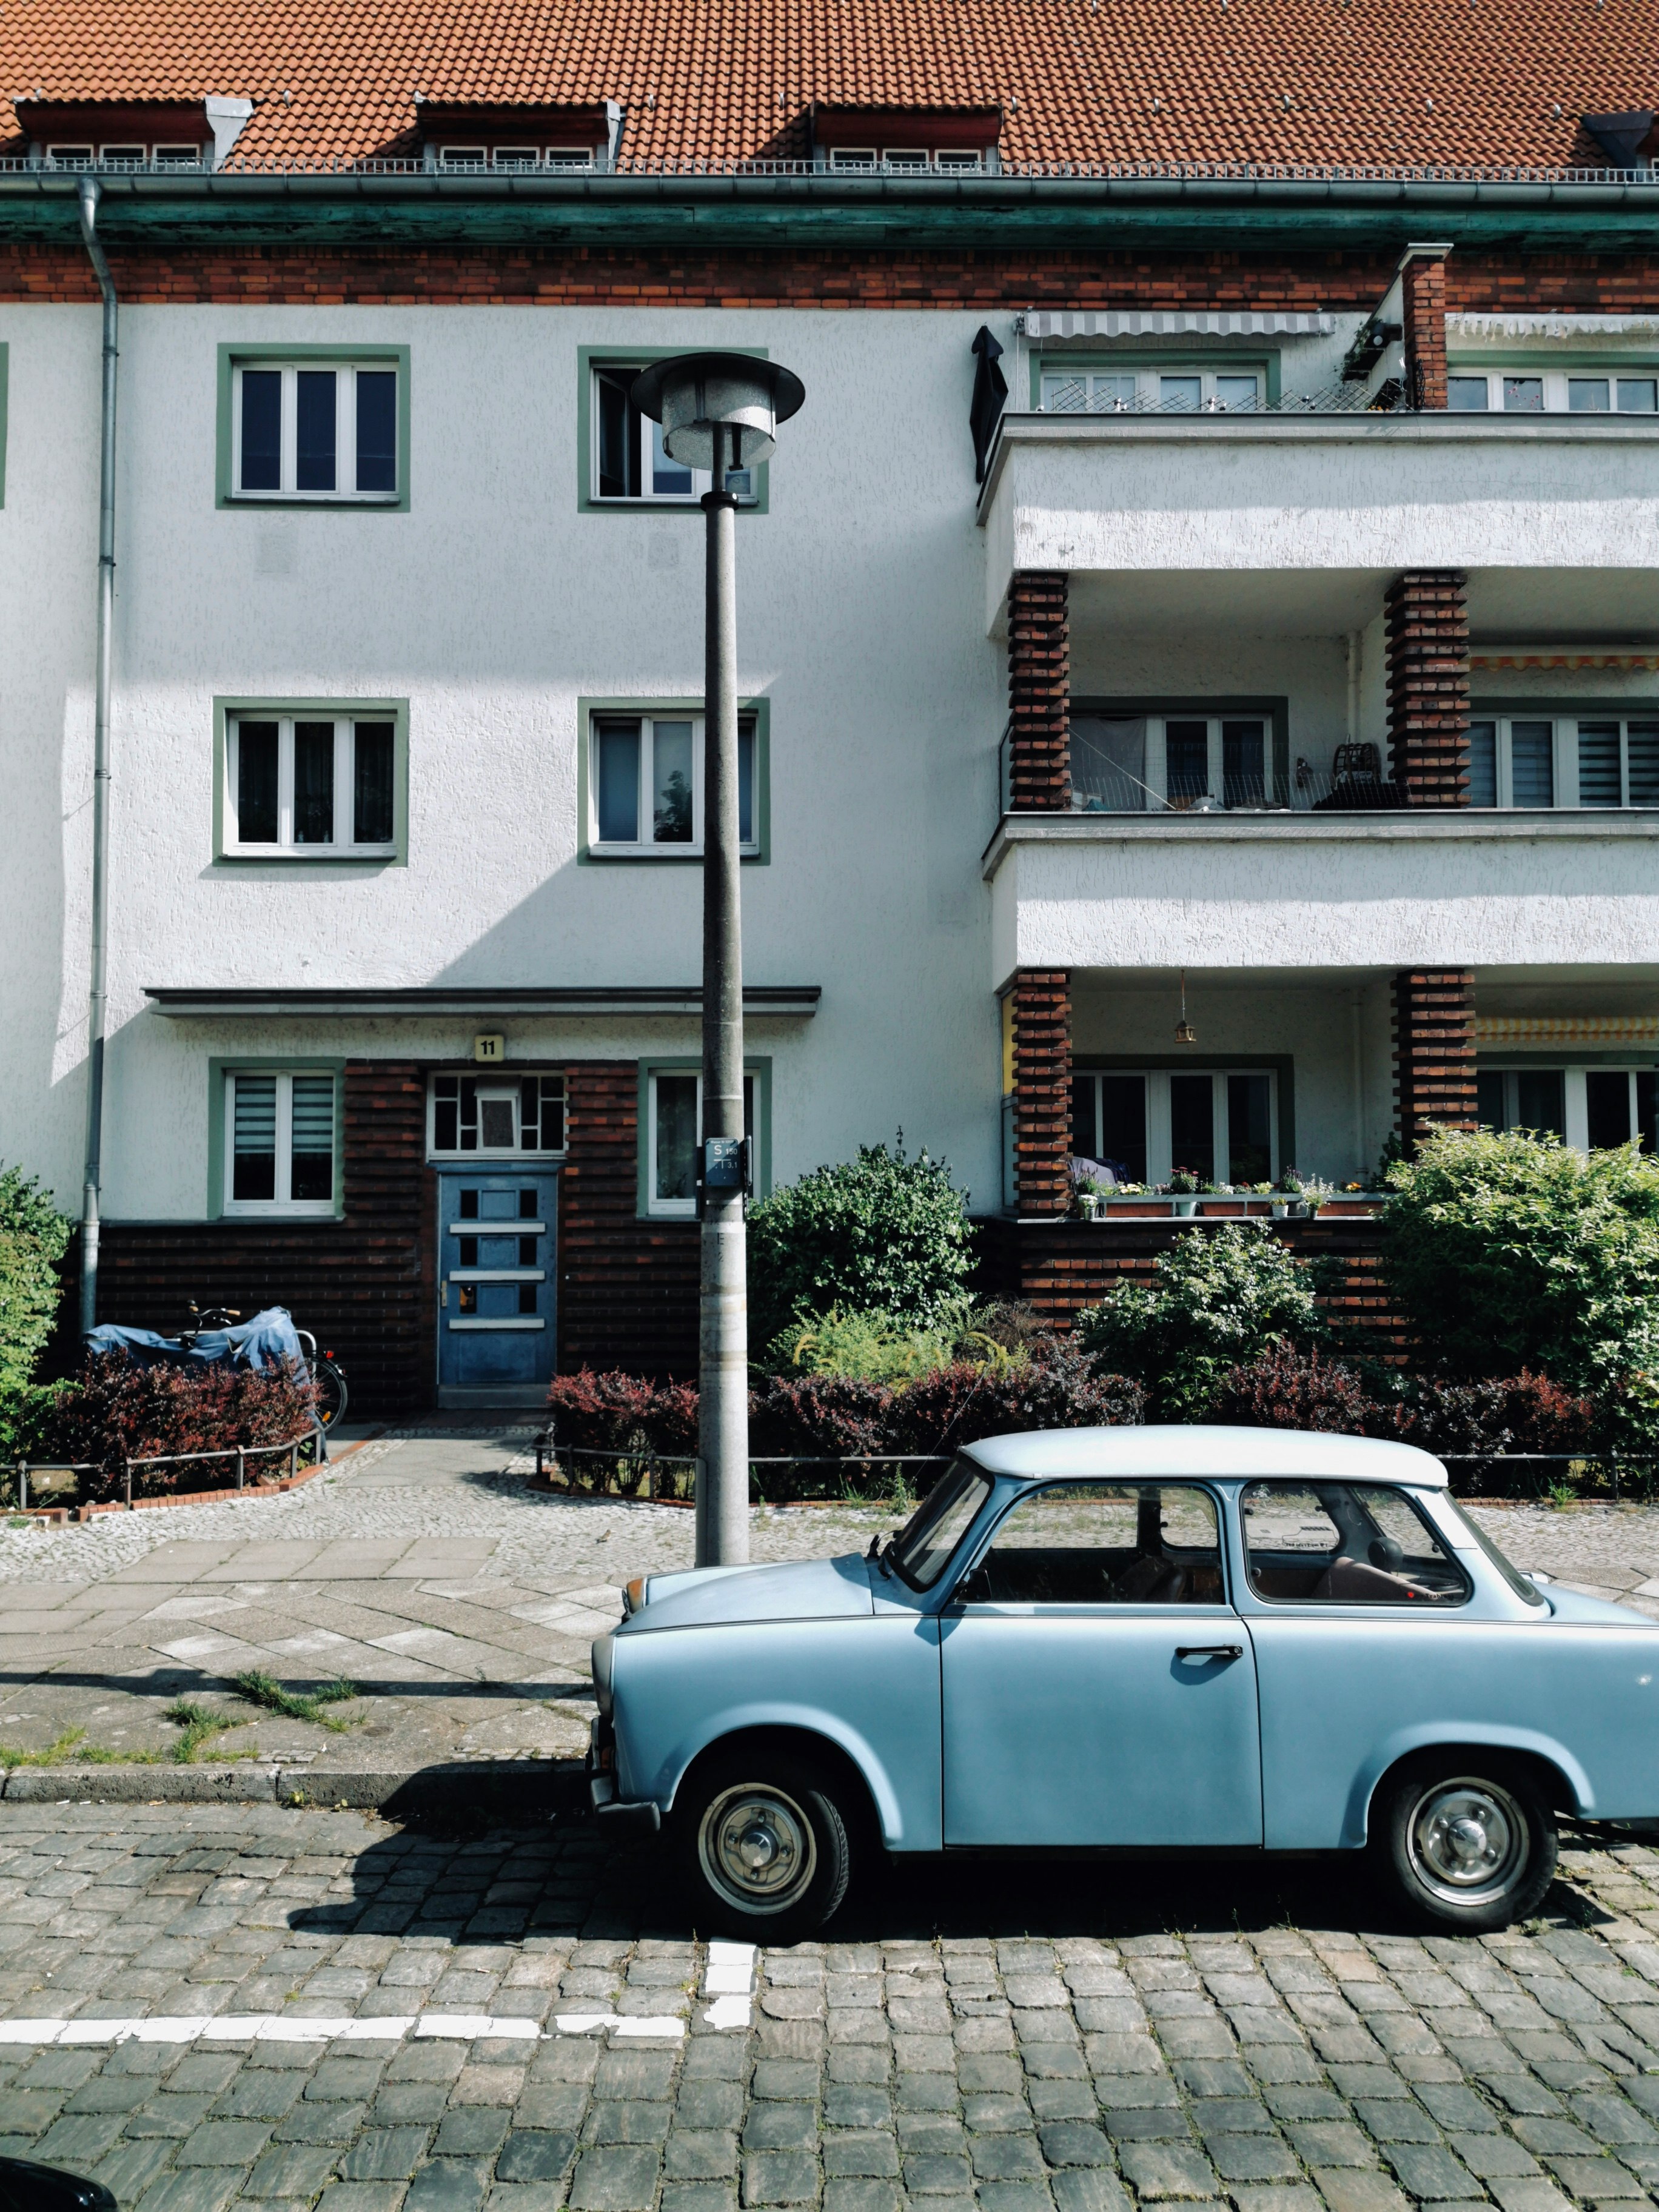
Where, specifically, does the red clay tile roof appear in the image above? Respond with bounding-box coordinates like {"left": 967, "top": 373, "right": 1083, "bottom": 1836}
{"left": 0, "top": 0, "right": 1653, "bottom": 172}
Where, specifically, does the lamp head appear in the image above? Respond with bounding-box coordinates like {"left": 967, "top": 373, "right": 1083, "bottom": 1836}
{"left": 629, "top": 351, "right": 806, "bottom": 471}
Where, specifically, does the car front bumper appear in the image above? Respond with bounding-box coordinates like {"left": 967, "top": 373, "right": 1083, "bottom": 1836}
{"left": 588, "top": 1715, "right": 662, "bottom": 1836}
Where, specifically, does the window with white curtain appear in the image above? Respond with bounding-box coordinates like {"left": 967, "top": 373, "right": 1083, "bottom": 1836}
{"left": 1467, "top": 716, "right": 1659, "bottom": 809}
{"left": 223, "top": 1070, "right": 337, "bottom": 1215}
{"left": 646, "top": 1070, "right": 759, "bottom": 1216}
{"left": 1071, "top": 1070, "right": 1278, "bottom": 1187}
{"left": 226, "top": 713, "right": 397, "bottom": 855}
{"left": 591, "top": 712, "right": 757, "bottom": 853}
{"left": 231, "top": 361, "right": 399, "bottom": 501}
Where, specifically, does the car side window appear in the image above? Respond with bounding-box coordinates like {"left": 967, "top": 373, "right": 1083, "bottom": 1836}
{"left": 954, "top": 1483, "right": 1224, "bottom": 1607}
{"left": 1241, "top": 1483, "right": 1471, "bottom": 1606}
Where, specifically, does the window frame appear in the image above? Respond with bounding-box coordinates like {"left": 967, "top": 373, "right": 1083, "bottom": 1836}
{"left": 216, "top": 344, "right": 411, "bottom": 512}
{"left": 1466, "top": 705, "right": 1659, "bottom": 810}
{"left": 577, "top": 346, "right": 772, "bottom": 515}
{"left": 1069, "top": 694, "right": 1290, "bottom": 816}
{"left": 427, "top": 1072, "right": 569, "bottom": 1161}
{"left": 1477, "top": 1063, "right": 1659, "bottom": 1155}
{"left": 637, "top": 1057, "right": 771, "bottom": 1219}
{"left": 951, "top": 1479, "right": 1230, "bottom": 1610}
{"left": 1446, "top": 361, "right": 1659, "bottom": 414}
{"left": 1033, "top": 350, "right": 1281, "bottom": 412}
{"left": 1071, "top": 1064, "right": 1283, "bottom": 1189}
{"left": 1239, "top": 1480, "right": 1473, "bottom": 1610}
{"left": 213, "top": 697, "right": 409, "bottom": 865}
{"left": 578, "top": 696, "right": 769, "bottom": 863}
{"left": 209, "top": 1060, "right": 344, "bottom": 1221}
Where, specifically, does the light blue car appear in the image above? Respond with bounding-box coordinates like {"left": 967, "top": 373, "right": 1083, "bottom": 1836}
{"left": 589, "top": 1427, "right": 1659, "bottom": 1936}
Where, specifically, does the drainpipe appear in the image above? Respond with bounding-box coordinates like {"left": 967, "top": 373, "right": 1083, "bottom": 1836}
{"left": 76, "top": 177, "right": 118, "bottom": 1335}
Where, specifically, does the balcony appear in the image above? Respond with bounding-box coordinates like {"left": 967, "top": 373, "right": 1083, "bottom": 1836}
{"left": 976, "top": 407, "right": 1659, "bottom": 631}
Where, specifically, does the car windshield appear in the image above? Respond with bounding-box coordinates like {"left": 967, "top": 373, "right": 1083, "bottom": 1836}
{"left": 885, "top": 1458, "right": 994, "bottom": 1589}
{"left": 1442, "top": 1496, "right": 1547, "bottom": 1606}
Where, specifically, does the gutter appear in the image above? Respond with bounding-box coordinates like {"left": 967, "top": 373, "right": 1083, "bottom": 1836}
{"left": 76, "top": 176, "right": 117, "bottom": 1335}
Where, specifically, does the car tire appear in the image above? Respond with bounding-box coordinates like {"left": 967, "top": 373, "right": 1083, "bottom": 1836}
{"left": 677, "top": 1750, "right": 854, "bottom": 1939}
{"left": 1372, "top": 1753, "right": 1558, "bottom": 1932}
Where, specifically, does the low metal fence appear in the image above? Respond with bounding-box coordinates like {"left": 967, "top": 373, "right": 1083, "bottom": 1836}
{"left": 12, "top": 1428, "right": 322, "bottom": 1513}
{"left": 534, "top": 1441, "right": 953, "bottom": 1507}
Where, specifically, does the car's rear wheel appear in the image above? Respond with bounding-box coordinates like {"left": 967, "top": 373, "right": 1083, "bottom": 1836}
{"left": 1372, "top": 1754, "right": 1558, "bottom": 1931}
{"left": 677, "top": 1749, "right": 854, "bottom": 1939}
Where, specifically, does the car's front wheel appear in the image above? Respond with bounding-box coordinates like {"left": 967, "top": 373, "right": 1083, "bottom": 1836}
{"left": 677, "top": 1749, "right": 854, "bottom": 1938}
{"left": 1373, "top": 1754, "right": 1558, "bottom": 1931}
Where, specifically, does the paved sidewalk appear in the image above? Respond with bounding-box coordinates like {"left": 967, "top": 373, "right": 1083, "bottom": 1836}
{"left": 6, "top": 1801, "right": 1659, "bottom": 2212}
{"left": 0, "top": 1429, "right": 894, "bottom": 1788}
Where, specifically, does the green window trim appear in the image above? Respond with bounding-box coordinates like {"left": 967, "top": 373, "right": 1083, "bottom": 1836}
{"left": 215, "top": 343, "right": 411, "bottom": 511}
{"left": 212, "top": 696, "right": 410, "bottom": 866}
{"left": 0, "top": 343, "right": 8, "bottom": 507}
{"left": 577, "top": 344, "right": 771, "bottom": 515}
{"left": 1071, "top": 1054, "right": 1297, "bottom": 1173}
{"left": 1030, "top": 350, "right": 1282, "bottom": 409}
{"left": 636, "top": 1056, "right": 772, "bottom": 1219}
{"left": 207, "top": 1057, "right": 346, "bottom": 1222}
{"left": 576, "top": 694, "right": 769, "bottom": 864}
{"left": 1072, "top": 694, "right": 1291, "bottom": 811}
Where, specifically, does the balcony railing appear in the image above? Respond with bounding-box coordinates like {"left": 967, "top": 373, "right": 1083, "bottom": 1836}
{"left": 997, "top": 730, "right": 1417, "bottom": 815}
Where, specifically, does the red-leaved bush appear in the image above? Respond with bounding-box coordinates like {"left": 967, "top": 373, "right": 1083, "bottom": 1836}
{"left": 749, "top": 1376, "right": 895, "bottom": 1460}
{"left": 890, "top": 1339, "right": 1144, "bottom": 1453}
{"left": 1209, "top": 1346, "right": 1377, "bottom": 1434}
{"left": 1212, "top": 1349, "right": 1597, "bottom": 1462}
{"left": 545, "top": 1369, "right": 700, "bottom": 1458}
{"left": 34, "top": 1354, "right": 318, "bottom": 1501}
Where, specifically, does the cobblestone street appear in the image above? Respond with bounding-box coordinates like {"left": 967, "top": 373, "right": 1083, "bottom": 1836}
{"left": 8, "top": 1802, "right": 1659, "bottom": 2212}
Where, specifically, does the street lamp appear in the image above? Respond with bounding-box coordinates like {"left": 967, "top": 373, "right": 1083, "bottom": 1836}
{"left": 631, "top": 352, "right": 805, "bottom": 1568}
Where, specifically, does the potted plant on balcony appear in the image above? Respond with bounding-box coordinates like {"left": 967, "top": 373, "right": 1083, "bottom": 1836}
{"left": 1272, "top": 1168, "right": 1305, "bottom": 1220}
{"left": 1168, "top": 1168, "right": 1200, "bottom": 1218}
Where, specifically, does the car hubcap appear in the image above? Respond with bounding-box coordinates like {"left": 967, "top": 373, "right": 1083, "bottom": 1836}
{"left": 1407, "top": 1778, "right": 1529, "bottom": 1906}
{"left": 699, "top": 1783, "right": 817, "bottom": 1914}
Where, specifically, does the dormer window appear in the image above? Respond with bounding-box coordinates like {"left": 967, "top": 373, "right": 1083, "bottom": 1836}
{"left": 419, "top": 102, "right": 615, "bottom": 173}
{"left": 24, "top": 101, "right": 215, "bottom": 169}
{"left": 812, "top": 104, "right": 1000, "bottom": 173}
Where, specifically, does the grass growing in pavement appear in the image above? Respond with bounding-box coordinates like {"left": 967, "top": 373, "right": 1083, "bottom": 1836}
{"left": 163, "top": 1700, "right": 258, "bottom": 1764}
{"left": 232, "top": 1670, "right": 363, "bottom": 1732}
{"left": 0, "top": 1726, "right": 161, "bottom": 1769}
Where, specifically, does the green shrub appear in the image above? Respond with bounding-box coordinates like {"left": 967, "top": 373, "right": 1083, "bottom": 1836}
{"left": 764, "top": 1307, "right": 957, "bottom": 1386}
{"left": 746, "top": 1138, "right": 973, "bottom": 1345}
{"left": 0, "top": 1164, "right": 73, "bottom": 1451}
{"left": 1382, "top": 1127, "right": 1659, "bottom": 1440}
{"left": 1075, "top": 1222, "right": 1327, "bottom": 1419}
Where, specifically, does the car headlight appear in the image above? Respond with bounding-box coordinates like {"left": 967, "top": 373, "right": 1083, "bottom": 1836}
{"left": 623, "top": 1576, "right": 648, "bottom": 1617}
{"left": 592, "top": 1629, "right": 615, "bottom": 1718}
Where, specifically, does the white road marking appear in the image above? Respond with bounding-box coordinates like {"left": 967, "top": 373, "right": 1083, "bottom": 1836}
{"left": 0, "top": 2007, "right": 694, "bottom": 2046}
{"left": 702, "top": 1939, "right": 756, "bottom": 2027}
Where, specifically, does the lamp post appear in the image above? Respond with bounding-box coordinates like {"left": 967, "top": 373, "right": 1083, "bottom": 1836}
{"left": 631, "top": 354, "right": 805, "bottom": 1567}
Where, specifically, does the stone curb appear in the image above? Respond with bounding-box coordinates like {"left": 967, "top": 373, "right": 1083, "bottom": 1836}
{"left": 0, "top": 1757, "right": 590, "bottom": 1813}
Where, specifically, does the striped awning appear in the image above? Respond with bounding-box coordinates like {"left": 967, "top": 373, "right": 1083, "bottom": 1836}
{"left": 1476, "top": 1016, "right": 1659, "bottom": 1047}
{"left": 1019, "top": 309, "right": 1335, "bottom": 341}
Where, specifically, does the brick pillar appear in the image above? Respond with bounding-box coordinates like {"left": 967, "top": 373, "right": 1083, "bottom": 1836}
{"left": 1008, "top": 571, "right": 1071, "bottom": 812}
{"left": 1401, "top": 247, "right": 1449, "bottom": 409}
{"left": 1392, "top": 971, "right": 1477, "bottom": 1155}
{"left": 1384, "top": 572, "right": 1469, "bottom": 804}
{"left": 1013, "top": 970, "right": 1072, "bottom": 1214}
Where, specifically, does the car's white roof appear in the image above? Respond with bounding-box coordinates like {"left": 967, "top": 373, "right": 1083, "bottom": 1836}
{"left": 960, "top": 1426, "right": 1449, "bottom": 1487}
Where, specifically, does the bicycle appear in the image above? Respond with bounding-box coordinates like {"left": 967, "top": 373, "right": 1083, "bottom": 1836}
{"left": 181, "top": 1304, "right": 350, "bottom": 1429}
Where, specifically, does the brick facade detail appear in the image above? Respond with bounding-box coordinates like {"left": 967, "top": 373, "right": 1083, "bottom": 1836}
{"left": 1392, "top": 970, "right": 1478, "bottom": 1154}
{"left": 1012, "top": 970, "right": 1073, "bottom": 1216}
{"left": 1384, "top": 571, "right": 1469, "bottom": 803}
{"left": 1007, "top": 572, "right": 1070, "bottom": 813}
{"left": 1402, "top": 252, "right": 1450, "bottom": 409}
{"left": 558, "top": 1063, "right": 699, "bottom": 1379}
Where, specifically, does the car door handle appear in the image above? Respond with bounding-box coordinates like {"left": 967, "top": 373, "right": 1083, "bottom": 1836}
{"left": 1175, "top": 1644, "right": 1243, "bottom": 1663}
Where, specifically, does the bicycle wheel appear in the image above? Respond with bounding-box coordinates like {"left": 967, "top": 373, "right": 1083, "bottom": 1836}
{"left": 313, "top": 1358, "right": 349, "bottom": 1429}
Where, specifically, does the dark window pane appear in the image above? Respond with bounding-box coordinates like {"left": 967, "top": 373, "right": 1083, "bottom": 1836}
{"left": 1161, "top": 375, "right": 1202, "bottom": 411}
{"left": 651, "top": 720, "right": 695, "bottom": 843}
{"left": 289, "top": 1075, "right": 334, "bottom": 1201}
{"left": 655, "top": 1074, "right": 699, "bottom": 1200}
{"left": 1070, "top": 1076, "right": 1099, "bottom": 1158}
{"left": 1638, "top": 1073, "right": 1658, "bottom": 1155}
{"left": 1503, "top": 376, "right": 1544, "bottom": 411}
{"left": 1578, "top": 722, "right": 1622, "bottom": 807}
{"left": 1515, "top": 1069, "right": 1564, "bottom": 1138}
{"left": 1467, "top": 722, "right": 1497, "bottom": 808}
{"left": 460, "top": 1079, "right": 478, "bottom": 1151}
{"left": 1569, "top": 378, "right": 1610, "bottom": 412}
{"left": 232, "top": 1075, "right": 277, "bottom": 1201}
{"left": 459, "top": 1186, "right": 479, "bottom": 1216}
{"left": 434, "top": 1076, "right": 458, "bottom": 1151}
{"left": 353, "top": 722, "right": 395, "bottom": 844}
{"left": 596, "top": 722, "right": 640, "bottom": 842}
{"left": 1227, "top": 1074, "right": 1273, "bottom": 1185}
{"left": 1587, "top": 1071, "right": 1633, "bottom": 1151}
{"left": 597, "top": 369, "right": 640, "bottom": 498}
{"left": 739, "top": 720, "right": 756, "bottom": 845}
{"left": 293, "top": 721, "right": 335, "bottom": 843}
{"left": 1476, "top": 1071, "right": 1506, "bottom": 1130}
{"left": 521, "top": 1078, "right": 542, "bottom": 1151}
{"left": 1629, "top": 723, "right": 1659, "bottom": 806}
{"left": 1166, "top": 720, "right": 1208, "bottom": 802}
{"left": 521, "top": 1189, "right": 537, "bottom": 1216}
{"left": 240, "top": 370, "right": 282, "bottom": 490}
{"left": 1222, "top": 720, "right": 1265, "bottom": 808}
{"left": 1619, "top": 378, "right": 1658, "bottom": 412}
{"left": 1447, "top": 377, "right": 1489, "bottom": 410}
{"left": 235, "top": 720, "right": 279, "bottom": 842}
{"left": 650, "top": 418, "right": 692, "bottom": 495}
{"left": 355, "top": 370, "right": 397, "bottom": 493}
{"left": 1168, "top": 1074, "right": 1215, "bottom": 1184}
{"left": 518, "top": 1282, "right": 539, "bottom": 1315}
{"left": 296, "top": 369, "right": 337, "bottom": 491}
{"left": 541, "top": 1078, "right": 566, "bottom": 1153}
{"left": 1510, "top": 721, "right": 1553, "bottom": 807}
{"left": 1099, "top": 1076, "right": 1148, "bottom": 1185}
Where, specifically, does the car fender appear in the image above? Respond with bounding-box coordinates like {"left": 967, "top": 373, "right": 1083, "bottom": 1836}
{"left": 1342, "top": 1721, "right": 1592, "bottom": 1847}
{"left": 648, "top": 1701, "right": 911, "bottom": 1845}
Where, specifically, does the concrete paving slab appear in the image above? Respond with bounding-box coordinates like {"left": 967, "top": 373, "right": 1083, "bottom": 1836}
{"left": 104, "top": 1545, "right": 246, "bottom": 1584}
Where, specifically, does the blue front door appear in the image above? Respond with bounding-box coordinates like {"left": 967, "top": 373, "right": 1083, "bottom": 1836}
{"left": 437, "top": 1171, "right": 558, "bottom": 1406}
